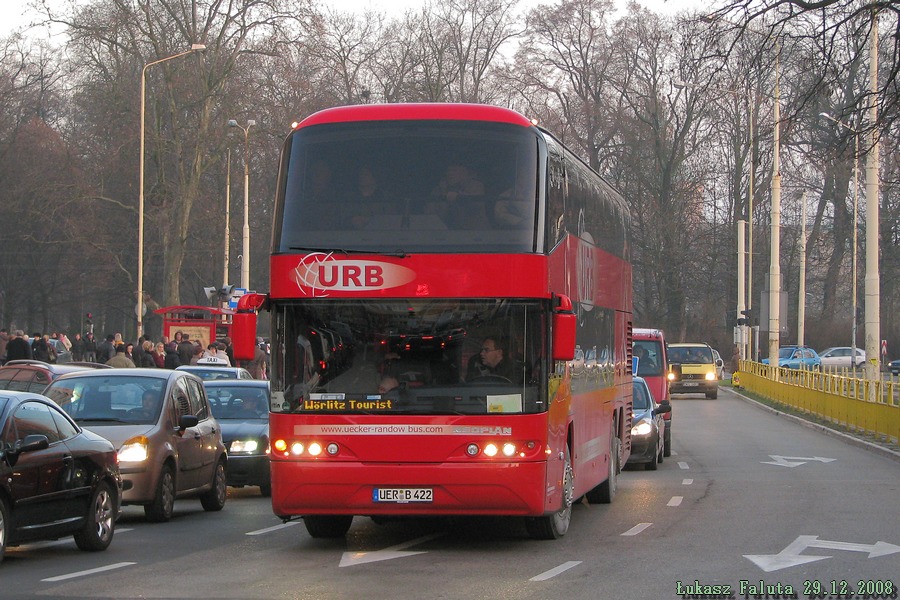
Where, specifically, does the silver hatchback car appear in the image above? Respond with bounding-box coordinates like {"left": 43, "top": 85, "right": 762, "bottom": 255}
{"left": 43, "top": 369, "right": 227, "bottom": 522}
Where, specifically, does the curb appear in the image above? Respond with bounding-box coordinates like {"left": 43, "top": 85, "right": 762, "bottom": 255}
{"left": 726, "top": 385, "right": 900, "bottom": 464}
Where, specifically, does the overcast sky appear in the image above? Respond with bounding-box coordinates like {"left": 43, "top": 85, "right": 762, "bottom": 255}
{"left": 2, "top": 0, "right": 702, "bottom": 39}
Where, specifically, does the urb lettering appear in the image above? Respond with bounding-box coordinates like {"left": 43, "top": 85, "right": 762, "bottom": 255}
{"left": 318, "top": 264, "right": 384, "bottom": 287}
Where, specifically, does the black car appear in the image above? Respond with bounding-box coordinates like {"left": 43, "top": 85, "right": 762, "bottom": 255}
{"left": 203, "top": 379, "right": 271, "bottom": 496}
{"left": 626, "top": 376, "right": 671, "bottom": 471}
{"left": 0, "top": 391, "right": 122, "bottom": 562}
{"left": 890, "top": 358, "right": 900, "bottom": 376}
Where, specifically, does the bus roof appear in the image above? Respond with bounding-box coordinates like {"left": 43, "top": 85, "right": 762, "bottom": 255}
{"left": 294, "top": 103, "right": 536, "bottom": 130}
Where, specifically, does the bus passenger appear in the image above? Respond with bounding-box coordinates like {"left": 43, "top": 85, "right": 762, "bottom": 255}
{"left": 427, "top": 163, "right": 486, "bottom": 228}
{"left": 348, "top": 165, "right": 390, "bottom": 228}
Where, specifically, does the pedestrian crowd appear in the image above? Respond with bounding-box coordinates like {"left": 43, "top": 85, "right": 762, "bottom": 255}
{"left": 0, "top": 327, "right": 269, "bottom": 378}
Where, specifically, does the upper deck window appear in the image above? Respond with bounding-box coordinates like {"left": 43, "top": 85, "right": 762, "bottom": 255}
{"left": 276, "top": 121, "right": 540, "bottom": 254}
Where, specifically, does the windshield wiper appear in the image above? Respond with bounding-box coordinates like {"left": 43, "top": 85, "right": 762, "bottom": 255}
{"left": 288, "top": 246, "right": 406, "bottom": 258}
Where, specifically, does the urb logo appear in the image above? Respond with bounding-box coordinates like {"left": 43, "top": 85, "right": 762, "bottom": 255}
{"left": 293, "top": 253, "right": 416, "bottom": 297}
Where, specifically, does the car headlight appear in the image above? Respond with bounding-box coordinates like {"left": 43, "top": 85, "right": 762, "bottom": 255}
{"left": 119, "top": 436, "right": 150, "bottom": 462}
{"left": 230, "top": 439, "right": 260, "bottom": 454}
{"left": 631, "top": 420, "right": 653, "bottom": 436}
{"left": 705, "top": 371, "right": 717, "bottom": 380}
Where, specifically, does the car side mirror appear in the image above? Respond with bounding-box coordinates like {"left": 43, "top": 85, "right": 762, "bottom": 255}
{"left": 178, "top": 414, "right": 199, "bottom": 431}
{"left": 5, "top": 434, "right": 50, "bottom": 466}
{"left": 653, "top": 402, "right": 672, "bottom": 415}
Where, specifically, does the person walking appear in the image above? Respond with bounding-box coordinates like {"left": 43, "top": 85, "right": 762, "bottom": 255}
{"left": 164, "top": 342, "right": 181, "bottom": 369}
{"left": 83, "top": 332, "right": 98, "bottom": 362}
{"left": 107, "top": 344, "right": 136, "bottom": 368}
{"left": 5, "top": 330, "right": 32, "bottom": 361}
{"left": 0, "top": 328, "right": 9, "bottom": 365}
{"left": 71, "top": 333, "right": 86, "bottom": 362}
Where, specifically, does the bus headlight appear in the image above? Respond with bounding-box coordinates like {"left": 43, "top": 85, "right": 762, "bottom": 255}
{"left": 502, "top": 443, "right": 517, "bottom": 457}
{"left": 483, "top": 443, "right": 498, "bottom": 457}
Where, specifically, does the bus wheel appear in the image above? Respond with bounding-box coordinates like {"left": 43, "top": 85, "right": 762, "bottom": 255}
{"left": 587, "top": 426, "right": 619, "bottom": 504}
{"left": 525, "top": 445, "right": 573, "bottom": 540}
{"left": 304, "top": 515, "right": 353, "bottom": 538}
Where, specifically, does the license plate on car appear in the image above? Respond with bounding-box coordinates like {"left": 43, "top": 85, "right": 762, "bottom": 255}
{"left": 373, "top": 488, "right": 433, "bottom": 503}
{"left": 683, "top": 382, "right": 699, "bottom": 387}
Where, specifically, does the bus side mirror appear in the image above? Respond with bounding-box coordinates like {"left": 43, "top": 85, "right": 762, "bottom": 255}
{"left": 232, "top": 293, "right": 268, "bottom": 361}
{"left": 552, "top": 294, "right": 576, "bottom": 362}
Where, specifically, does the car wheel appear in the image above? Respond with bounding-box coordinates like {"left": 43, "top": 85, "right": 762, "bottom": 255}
{"left": 646, "top": 435, "right": 659, "bottom": 471}
{"left": 200, "top": 459, "right": 227, "bottom": 512}
{"left": 74, "top": 480, "right": 116, "bottom": 551}
{"left": 525, "top": 444, "right": 573, "bottom": 539}
{"left": 663, "top": 427, "right": 672, "bottom": 457}
{"left": 304, "top": 515, "right": 353, "bottom": 538}
{"left": 0, "top": 495, "right": 9, "bottom": 563}
{"left": 145, "top": 464, "right": 176, "bottom": 522}
{"left": 706, "top": 389, "right": 718, "bottom": 399}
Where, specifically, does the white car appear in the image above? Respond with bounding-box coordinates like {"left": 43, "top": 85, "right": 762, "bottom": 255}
{"left": 819, "top": 346, "right": 866, "bottom": 369}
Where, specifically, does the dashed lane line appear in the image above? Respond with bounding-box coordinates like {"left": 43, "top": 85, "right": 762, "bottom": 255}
{"left": 42, "top": 562, "right": 136, "bottom": 582}
{"left": 246, "top": 521, "right": 301, "bottom": 536}
{"left": 530, "top": 561, "right": 582, "bottom": 582}
{"left": 678, "top": 461, "right": 690, "bottom": 470}
{"left": 667, "top": 496, "right": 684, "bottom": 507}
{"left": 621, "top": 523, "right": 653, "bottom": 536}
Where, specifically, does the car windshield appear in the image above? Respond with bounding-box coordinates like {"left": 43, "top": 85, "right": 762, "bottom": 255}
{"left": 44, "top": 375, "right": 166, "bottom": 425}
{"left": 667, "top": 346, "right": 713, "bottom": 364}
{"left": 632, "top": 382, "right": 651, "bottom": 411}
{"left": 634, "top": 340, "right": 663, "bottom": 376}
{"left": 778, "top": 348, "right": 796, "bottom": 359}
{"left": 206, "top": 386, "right": 269, "bottom": 419}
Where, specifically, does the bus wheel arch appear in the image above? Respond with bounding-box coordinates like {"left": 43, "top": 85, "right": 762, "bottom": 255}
{"left": 525, "top": 432, "right": 573, "bottom": 540}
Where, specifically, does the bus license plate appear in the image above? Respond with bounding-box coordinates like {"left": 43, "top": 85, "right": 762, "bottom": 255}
{"left": 373, "top": 488, "right": 433, "bottom": 503}
{"left": 683, "top": 382, "right": 699, "bottom": 387}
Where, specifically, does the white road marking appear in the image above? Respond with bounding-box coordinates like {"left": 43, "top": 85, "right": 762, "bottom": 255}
{"left": 530, "top": 561, "right": 582, "bottom": 581}
{"left": 667, "top": 496, "right": 683, "bottom": 507}
{"left": 671, "top": 451, "right": 678, "bottom": 456}
{"left": 745, "top": 535, "right": 900, "bottom": 573}
{"left": 42, "top": 562, "right": 136, "bottom": 582}
{"left": 621, "top": 523, "right": 653, "bottom": 536}
{"left": 340, "top": 533, "right": 444, "bottom": 567}
{"left": 682, "top": 478, "right": 693, "bottom": 485}
{"left": 760, "top": 455, "right": 836, "bottom": 468}
{"left": 246, "top": 521, "right": 301, "bottom": 536}
{"left": 678, "top": 461, "right": 689, "bottom": 470}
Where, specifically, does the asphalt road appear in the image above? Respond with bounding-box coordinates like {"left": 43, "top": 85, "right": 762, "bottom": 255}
{"left": 4, "top": 387, "right": 899, "bottom": 599}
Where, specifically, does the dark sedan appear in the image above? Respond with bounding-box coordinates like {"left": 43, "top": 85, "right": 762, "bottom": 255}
{"left": 626, "top": 376, "right": 671, "bottom": 471}
{"left": 203, "top": 379, "right": 271, "bottom": 496}
{"left": 890, "top": 358, "right": 900, "bottom": 376}
{"left": 0, "top": 391, "right": 121, "bottom": 562}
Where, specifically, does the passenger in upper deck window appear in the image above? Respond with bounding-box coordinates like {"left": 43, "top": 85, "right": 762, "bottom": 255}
{"left": 494, "top": 167, "right": 535, "bottom": 228}
{"left": 427, "top": 163, "right": 486, "bottom": 228}
{"left": 348, "top": 164, "right": 390, "bottom": 228}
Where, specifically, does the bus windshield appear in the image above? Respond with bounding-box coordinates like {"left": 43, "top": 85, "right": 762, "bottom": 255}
{"left": 276, "top": 121, "right": 540, "bottom": 254}
{"left": 272, "top": 299, "right": 546, "bottom": 415}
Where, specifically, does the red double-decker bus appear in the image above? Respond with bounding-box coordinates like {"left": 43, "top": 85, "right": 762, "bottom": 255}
{"left": 233, "top": 103, "right": 633, "bottom": 540}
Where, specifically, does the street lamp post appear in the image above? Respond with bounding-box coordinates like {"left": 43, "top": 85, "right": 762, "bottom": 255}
{"left": 820, "top": 112, "right": 859, "bottom": 366}
{"left": 228, "top": 119, "right": 255, "bottom": 291}
{"left": 138, "top": 44, "right": 205, "bottom": 339}
{"left": 223, "top": 148, "right": 231, "bottom": 289}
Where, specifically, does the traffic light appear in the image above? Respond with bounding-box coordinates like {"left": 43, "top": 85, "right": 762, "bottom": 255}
{"left": 737, "top": 309, "right": 751, "bottom": 326}
{"left": 86, "top": 312, "right": 93, "bottom": 325}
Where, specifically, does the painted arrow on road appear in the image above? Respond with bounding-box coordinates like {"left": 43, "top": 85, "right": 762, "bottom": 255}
{"left": 760, "top": 455, "right": 836, "bottom": 467}
{"left": 745, "top": 535, "right": 900, "bottom": 572}
{"left": 339, "top": 533, "right": 444, "bottom": 567}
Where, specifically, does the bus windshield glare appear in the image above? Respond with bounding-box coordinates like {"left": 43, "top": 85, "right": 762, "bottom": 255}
{"left": 272, "top": 299, "right": 546, "bottom": 415}
{"left": 277, "top": 121, "right": 540, "bottom": 254}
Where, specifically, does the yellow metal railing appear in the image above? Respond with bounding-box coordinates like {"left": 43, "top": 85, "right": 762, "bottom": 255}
{"left": 736, "top": 360, "right": 900, "bottom": 446}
